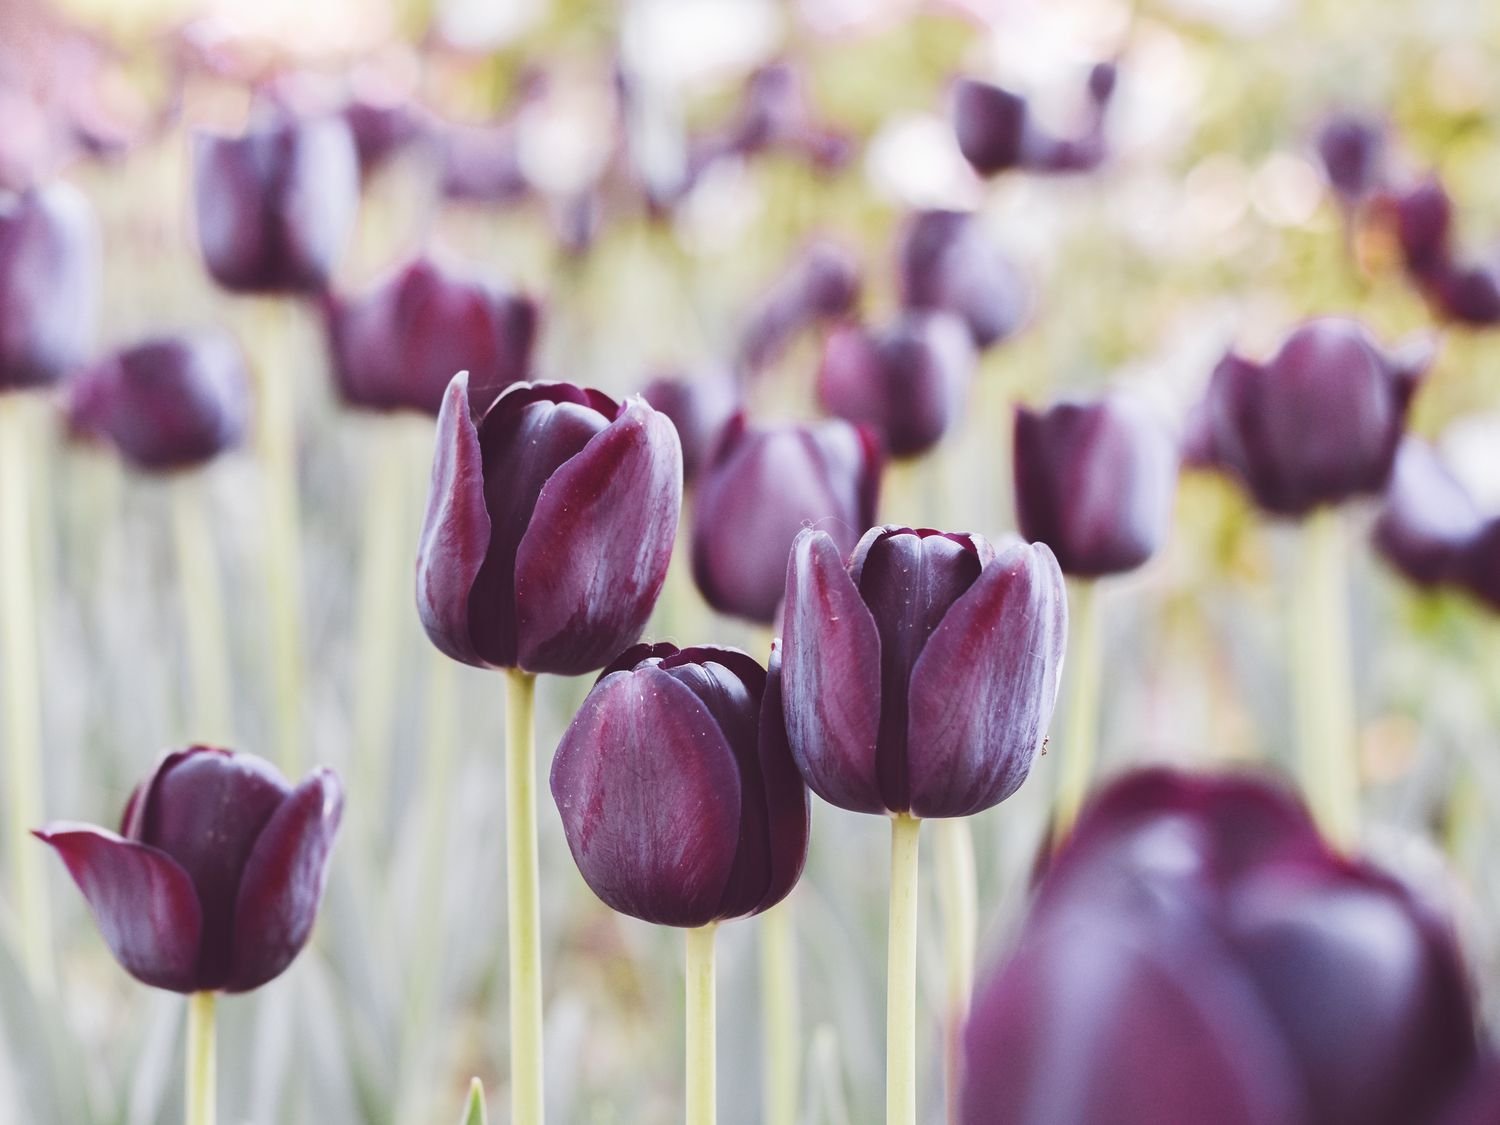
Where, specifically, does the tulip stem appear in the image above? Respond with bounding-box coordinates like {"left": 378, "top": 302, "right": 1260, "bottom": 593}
{"left": 171, "top": 476, "right": 233, "bottom": 744}
{"left": 0, "top": 394, "right": 53, "bottom": 992}
{"left": 1291, "top": 507, "right": 1358, "bottom": 847}
{"left": 685, "top": 923, "right": 717, "bottom": 1125}
{"left": 935, "top": 817, "right": 976, "bottom": 1122}
{"left": 1053, "top": 578, "right": 1101, "bottom": 843}
{"left": 760, "top": 899, "right": 799, "bottom": 1125}
{"left": 504, "top": 668, "right": 544, "bottom": 1125}
{"left": 185, "top": 991, "right": 216, "bottom": 1125}
{"left": 888, "top": 813, "right": 921, "bottom": 1125}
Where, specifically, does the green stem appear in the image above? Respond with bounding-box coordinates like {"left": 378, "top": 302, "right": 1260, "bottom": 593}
{"left": 935, "top": 817, "right": 975, "bottom": 1122}
{"left": 1053, "top": 578, "right": 1101, "bottom": 843}
{"left": 0, "top": 394, "right": 53, "bottom": 991}
{"left": 171, "top": 476, "right": 233, "bottom": 744}
{"left": 887, "top": 813, "right": 921, "bottom": 1125}
{"left": 505, "top": 668, "right": 544, "bottom": 1125}
{"left": 1291, "top": 508, "right": 1358, "bottom": 846}
{"left": 759, "top": 900, "right": 799, "bottom": 1125}
{"left": 185, "top": 991, "right": 216, "bottom": 1125}
{"left": 685, "top": 923, "right": 717, "bottom": 1125}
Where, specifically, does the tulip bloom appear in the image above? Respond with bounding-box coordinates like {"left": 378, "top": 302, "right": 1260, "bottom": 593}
{"left": 66, "top": 332, "right": 249, "bottom": 471}
{"left": 1013, "top": 394, "right": 1178, "bottom": 577}
{"left": 1372, "top": 440, "right": 1482, "bottom": 590}
{"left": 0, "top": 181, "right": 100, "bottom": 391}
{"left": 781, "top": 525, "right": 1066, "bottom": 818}
{"left": 962, "top": 768, "right": 1479, "bottom": 1125}
{"left": 640, "top": 369, "right": 738, "bottom": 483}
{"left": 737, "top": 240, "right": 862, "bottom": 374}
{"left": 896, "top": 210, "right": 1028, "bottom": 350}
{"left": 326, "top": 256, "right": 539, "bottom": 416}
{"left": 952, "top": 63, "right": 1115, "bottom": 178}
{"left": 1314, "top": 113, "right": 1386, "bottom": 204}
{"left": 35, "top": 746, "right": 343, "bottom": 993}
{"left": 193, "top": 114, "right": 360, "bottom": 294}
{"left": 416, "top": 374, "right": 683, "bottom": 675}
{"left": 691, "top": 415, "right": 881, "bottom": 624}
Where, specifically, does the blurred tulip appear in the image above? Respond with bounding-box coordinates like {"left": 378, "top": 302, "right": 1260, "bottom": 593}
{"left": 817, "top": 313, "right": 975, "bottom": 459}
{"left": 1432, "top": 263, "right": 1500, "bottom": 326}
{"left": 416, "top": 374, "right": 683, "bottom": 675}
{"left": 962, "top": 768, "right": 1479, "bottom": 1125}
{"left": 1315, "top": 113, "right": 1387, "bottom": 204}
{"left": 1372, "top": 440, "right": 1482, "bottom": 590}
{"left": 781, "top": 525, "right": 1066, "bottom": 817}
{"left": 551, "top": 642, "right": 808, "bottom": 927}
{"left": 737, "top": 240, "right": 861, "bottom": 374}
{"left": 193, "top": 114, "right": 359, "bottom": 295}
{"left": 952, "top": 63, "right": 1114, "bottom": 178}
{"left": 1390, "top": 177, "right": 1453, "bottom": 283}
{"left": 0, "top": 181, "right": 99, "bottom": 391}
{"left": 1014, "top": 394, "right": 1178, "bottom": 577}
{"left": 896, "top": 209, "right": 1028, "bottom": 350}
{"left": 705, "top": 62, "right": 853, "bottom": 173}
{"left": 1200, "top": 318, "right": 1429, "bottom": 517}
{"left": 66, "top": 332, "right": 249, "bottom": 471}
{"left": 439, "top": 120, "right": 530, "bottom": 205}
{"left": 35, "top": 746, "right": 343, "bottom": 994}
{"left": 325, "top": 256, "right": 539, "bottom": 416}
{"left": 343, "top": 95, "right": 428, "bottom": 176}
{"left": 640, "top": 369, "right": 738, "bottom": 482}
{"left": 691, "top": 415, "right": 881, "bottom": 623}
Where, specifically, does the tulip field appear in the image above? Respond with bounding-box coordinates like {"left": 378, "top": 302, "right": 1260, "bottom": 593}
{"left": 7, "top": 0, "right": 1500, "bottom": 1122}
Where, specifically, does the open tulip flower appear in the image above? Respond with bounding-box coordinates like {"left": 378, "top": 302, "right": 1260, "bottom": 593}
{"left": 896, "top": 209, "right": 1028, "bottom": 351}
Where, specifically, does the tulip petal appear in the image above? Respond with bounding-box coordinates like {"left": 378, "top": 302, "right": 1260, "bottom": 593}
{"left": 514, "top": 399, "right": 682, "bottom": 675}
{"left": 906, "top": 540, "right": 1066, "bottom": 818}
{"left": 747, "top": 642, "right": 810, "bottom": 915}
{"left": 781, "top": 529, "right": 886, "bottom": 813}
{"left": 416, "top": 373, "right": 493, "bottom": 667}
{"left": 34, "top": 825, "right": 203, "bottom": 992}
{"left": 225, "top": 769, "right": 344, "bottom": 993}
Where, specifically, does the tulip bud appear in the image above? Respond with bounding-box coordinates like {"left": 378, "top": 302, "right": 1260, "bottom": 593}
{"left": 65, "top": 332, "right": 250, "bottom": 471}
{"left": 781, "top": 526, "right": 1066, "bottom": 818}
{"left": 896, "top": 210, "right": 1028, "bottom": 350}
{"left": 1201, "top": 318, "right": 1429, "bottom": 517}
{"left": 640, "top": 369, "right": 738, "bottom": 483}
{"left": 1315, "top": 113, "right": 1387, "bottom": 204}
{"left": 952, "top": 70, "right": 1110, "bottom": 178}
{"left": 35, "top": 746, "right": 343, "bottom": 993}
{"left": 0, "top": 181, "right": 100, "bottom": 391}
{"left": 1391, "top": 178, "right": 1454, "bottom": 282}
{"left": 1013, "top": 394, "right": 1178, "bottom": 577}
{"left": 325, "top": 256, "right": 539, "bottom": 416}
{"left": 817, "top": 313, "right": 975, "bottom": 459}
{"left": 193, "top": 114, "right": 359, "bottom": 294}
{"left": 691, "top": 415, "right": 881, "bottom": 624}
{"left": 737, "top": 241, "right": 861, "bottom": 374}
{"left": 551, "top": 642, "right": 809, "bottom": 927}
{"left": 962, "top": 768, "right": 1478, "bottom": 1125}
{"left": 1372, "top": 440, "right": 1481, "bottom": 590}
{"left": 416, "top": 374, "right": 683, "bottom": 675}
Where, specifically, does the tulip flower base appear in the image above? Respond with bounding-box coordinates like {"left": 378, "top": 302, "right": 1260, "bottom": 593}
{"left": 505, "top": 668, "right": 545, "bottom": 1125}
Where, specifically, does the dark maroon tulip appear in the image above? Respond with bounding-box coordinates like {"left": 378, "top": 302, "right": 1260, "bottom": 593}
{"left": 896, "top": 209, "right": 1028, "bottom": 350}
{"left": 551, "top": 642, "right": 808, "bottom": 928}
{"left": 193, "top": 114, "right": 359, "bottom": 294}
{"left": 691, "top": 415, "right": 881, "bottom": 624}
{"left": 325, "top": 256, "right": 539, "bottom": 416}
{"left": 0, "top": 181, "right": 99, "bottom": 391}
{"left": 737, "top": 240, "right": 861, "bottom": 374}
{"left": 1201, "top": 318, "right": 1430, "bottom": 517}
{"left": 1372, "top": 440, "right": 1482, "bottom": 590}
{"left": 961, "top": 768, "right": 1478, "bottom": 1125}
{"left": 952, "top": 65, "right": 1113, "bottom": 178}
{"left": 781, "top": 525, "right": 1066, "bottom": 818}
{"left": 1315, "top": 114, "right": 1386, "bottom": 204}
{"left": 65, "top": 332, "right": 249, "bottom": 471}
{"left": 640, "top": 369, "right": 738, "bottom": 482}
{"left": 35, "top": 746, "right": 343, "bottom": 994}
{"left": 416, "top": 374, "right": 683, "bottom": 675}
{"left": 817, "top": 313, "right": 974, "bottom": 459}
{"left": 1442, "top": 1066, "right": 1500, "bottom": 1125}
{"left": 1013, "top": 393, "right": 1178, "bottom": 577}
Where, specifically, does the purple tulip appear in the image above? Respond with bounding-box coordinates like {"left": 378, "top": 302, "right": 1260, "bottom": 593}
{"left": 781, "top": 526, "right": 1066, "bottom": 818}
{"left": 1372, "top": 440, "right": 1482, "bottom": 590}
{"left": 1455, "top": 520, "right": 1500, "bottom": 612}
{"left": 817, "top": 313, "right": 975, "bottom": 459}
{"left": 896, "top": 209, "right": 1028, "bottom": 350}
{"left": 737, "top": 240, "right": 862, "bottom": 374}
{"left": 325, "top": 256, "right": 539, "bottom": 416}
{"left": 65, "top": 332, "right": 249, "bottom": 471}
{"left": 1432, "top": 263, "right": 1500, "bottom": 326}
{"left": 640, "top": 369, "right": 738, "bottom": 483}
{"left": 35, "top": 746, "right": 343, "bottom": 994}
{"left": 438, "top": 120, "right": 530, "bottom": 205}
{"left": 342, "top": 94, "right": 427, "bottom": 176}
{"left": 416, "top": 374, "right": 683, "bottom": 675}
{"left": 961, "top": 768, "right": 1478, "bottom": 1125}
{"left": 708, "top": 62, "right": 853, "bottom": 173}
{"left": 1013, "top": 394, "right": 1178, "bottom": 577}
{"left": 550, "top": 642, "right": 808, "bottom": 927}
{"left": 691, "top": 415, "right": 881, "bottom": 624}
{"left": 0, "top": 181, "right": 99, "bottom": 391}
{"left": 1314, "top": 113, "right": 1387, "bottom": 204}
{"left": 193, "top": 114, "right": 359, "bottom": 295}
{"left": 1200, "top": 318, "right": 1430, "bottom": 517}
{"left": 952, "top": 64, "right": 1114, "bottom": 178}
{"left": 1390, "top": 177, "right": 1454, "bottom": 283}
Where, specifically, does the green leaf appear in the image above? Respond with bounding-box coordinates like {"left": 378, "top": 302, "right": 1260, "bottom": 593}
{"left": 459, "top": 1078, "right": 488, "bottom": 1125}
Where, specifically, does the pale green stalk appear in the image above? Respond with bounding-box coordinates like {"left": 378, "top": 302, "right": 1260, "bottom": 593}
{"left": 760, "top": 902, "right": 798, "bottom": 1125}
{"left": 685, "top": 923, "right": 718, "bottom": 1125}
{"left": 887, "top": 814, "right": 921, "bottom": 1125}
{"left": 1053, "top": 578, "right": 1101, "bottom": 842}
{"left": 185, "top": 991, "right": 216, "bottom": 1125}
{"left": 505, "top": 668, "right": 544, "bottom": 1124}
{"left": 171, "top": 476, "right": 232, "bottom": 744}
{"left": 936, "top": 817, "right": 975, "bottom": 1121}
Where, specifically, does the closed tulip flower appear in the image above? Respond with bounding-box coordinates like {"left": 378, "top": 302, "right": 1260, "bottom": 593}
{"left": 781, "top": 525, "right": 1066, "bottom": 818}
{"left": 1315, "top": 113, "right": 1386, "bottom": 204}
{"left": 1372, "top": 440, "right": 1482, "bottom": 590}
{"left": 416, "top": 373, "right": 682, "bottom": 675}
{"left": 193, "top": 113, "right": 359, "bottom": 294}
{"left": 0, "top": 181, "right": 99, "bottom": 391}
{"left": 896, "top": 209, "right": 1028, "bottom": 350}
{"left": 1013, "top": 394, "right": 1178, "bottom": 577}
{"left": 1390, "top": 177, "right": 1453, "bottom": 283}
{"left": 817, "top": 313, "right": 975, "bottom": 459}
{"left": 640, "top": 369, "right": 738, "bottom": 483}
{"left": 691, "top": 415, "right": 881, "bottom": 624}
{"left": 952, "top": 63, "right": 1114, "bottom": 178}
{"left": 35, "top": 746, "right": 343, "bottom": 993}
{"left": 962, "top": 768, "right": 1478, "bottom": 1125}
{"left": 325, "top": 256, "right": 539, "bottom": 416}
{"left": 66, "top": 332, "right": 249, "bottom": 471}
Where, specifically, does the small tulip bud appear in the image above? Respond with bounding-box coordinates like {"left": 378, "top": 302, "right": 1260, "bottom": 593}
{"left": 1315, "top": 113, "right": 1387, "bottom": 204}
{"left": 896, "top": 210, "right": 1028, "bottom": 350}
